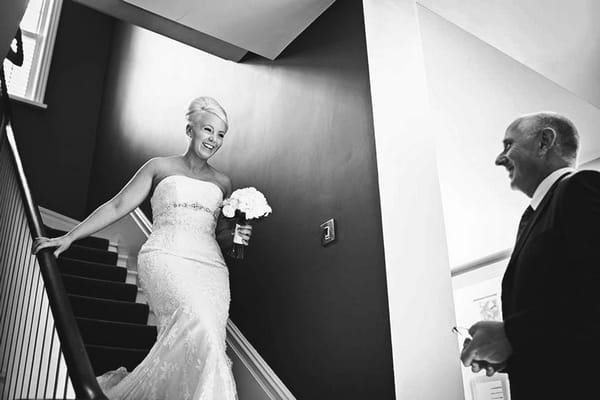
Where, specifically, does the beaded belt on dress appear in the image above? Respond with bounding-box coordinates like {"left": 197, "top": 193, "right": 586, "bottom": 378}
{"left": 154, "top": 202, "right": 221, "bottom": 220}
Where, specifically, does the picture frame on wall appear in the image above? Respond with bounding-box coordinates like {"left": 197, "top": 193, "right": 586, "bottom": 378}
{"left": 470, "top": 374, "right": 510, "bottom": 400}
{"left": 452, "top": 261, "right": 511, "bottom": 400}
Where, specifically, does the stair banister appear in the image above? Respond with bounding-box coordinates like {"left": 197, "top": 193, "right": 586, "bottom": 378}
{"left": 1, "top": 106, "right": 107, "bottom": 397}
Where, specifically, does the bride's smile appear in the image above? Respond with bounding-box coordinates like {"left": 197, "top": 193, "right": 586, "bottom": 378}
{"left": 186, "top": 110, "right": 227, "bottom": 160}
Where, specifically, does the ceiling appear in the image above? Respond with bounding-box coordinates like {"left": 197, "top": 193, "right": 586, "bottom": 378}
{"left": 75, "top": 0, "right": 335, "bottom": 61}
{"left": 123, "top": 0, "right": 335, "bottom": 60}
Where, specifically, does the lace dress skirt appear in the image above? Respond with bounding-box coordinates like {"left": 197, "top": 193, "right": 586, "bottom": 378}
{"left": 98, "top": 251, "right": 236, "bottom": 400}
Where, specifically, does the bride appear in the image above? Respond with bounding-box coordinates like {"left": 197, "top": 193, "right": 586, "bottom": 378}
{"left": 33, "top": 97, "right": 252, "bottom": 399}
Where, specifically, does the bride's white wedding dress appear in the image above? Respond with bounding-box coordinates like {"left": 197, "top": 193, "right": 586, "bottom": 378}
{"left": 97, "top": 175, "right": 237, "bottom": 400}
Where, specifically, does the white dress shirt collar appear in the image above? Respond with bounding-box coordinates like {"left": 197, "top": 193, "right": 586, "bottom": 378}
{"left": 530, "top": 167, "right": 575, "bottom": 210}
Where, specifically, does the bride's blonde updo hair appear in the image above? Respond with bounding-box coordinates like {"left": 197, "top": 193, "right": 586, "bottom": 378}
{"left": 185, "top": 96, "right": 228, "bottom": 130}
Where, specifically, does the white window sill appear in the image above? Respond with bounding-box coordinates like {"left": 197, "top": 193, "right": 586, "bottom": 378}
{"left": 9, "top": 94, "right": 48, "bottom": 109}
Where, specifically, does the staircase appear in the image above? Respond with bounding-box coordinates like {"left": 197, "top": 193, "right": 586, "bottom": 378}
{"left": 45, "top": 226, "right": 157, "bottom": 377}
{"left": 38, "top": 209, "right": 296, "bottom": 400}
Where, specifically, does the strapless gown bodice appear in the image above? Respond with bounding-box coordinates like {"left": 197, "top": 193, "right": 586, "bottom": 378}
{"left": 140, "top": 175, "right": 226, "bottom": 267}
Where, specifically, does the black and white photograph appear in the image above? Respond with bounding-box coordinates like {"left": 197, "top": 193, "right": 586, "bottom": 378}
{"left": 1, "top": 1, "right": 599, "bottom": 399}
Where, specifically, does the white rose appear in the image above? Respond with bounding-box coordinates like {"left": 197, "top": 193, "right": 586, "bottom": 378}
{"left": 222, "top": 204, "right": 236, "bottom": 218}
{"left": 228, "top": 187, "right": 272, "bottom": 220}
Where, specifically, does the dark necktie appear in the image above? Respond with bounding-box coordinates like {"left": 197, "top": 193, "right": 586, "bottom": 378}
{"left": 516, "top": 205, "right": 534, "bottom": 244}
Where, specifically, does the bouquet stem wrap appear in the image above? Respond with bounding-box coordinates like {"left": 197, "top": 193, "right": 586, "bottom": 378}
{"left": 229, "top": 212, "right": 248, "bottom": 260}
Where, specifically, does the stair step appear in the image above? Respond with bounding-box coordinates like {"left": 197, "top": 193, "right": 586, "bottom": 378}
{"left": 76, "top": 317, "right": 157, "bottom": 349}
{"left": 62, "top": 244, "right": 118, "bottom": 265}
{"left": 58, "top": 257, "right": 127, "bottom": 282}
{"left": 43, "top": 225, "right": 157, "bottom": 381}
{"left": 86, "top": 344, "right": 150, "bottom": 376}
{"left": 44, "top": 226, "right": 110, "bottom": 250}
{"left": 61, "top": 274, "right": 138, "bottom": 302}
{"left": 68, "top": 294, "right": 149, "bottom": 324}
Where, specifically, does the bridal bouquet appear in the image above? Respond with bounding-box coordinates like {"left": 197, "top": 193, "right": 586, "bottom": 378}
{"left": 222, "top": 187, "right": 272, "bottom": 259}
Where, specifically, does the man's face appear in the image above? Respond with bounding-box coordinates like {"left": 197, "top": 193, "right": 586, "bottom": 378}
{"left": 495, "top": 121, "right": 541, "bottom": 197}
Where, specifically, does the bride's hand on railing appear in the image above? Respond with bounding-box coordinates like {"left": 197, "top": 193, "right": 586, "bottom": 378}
{"left": 32, "top": 235, "right": 74, "bottom": 258}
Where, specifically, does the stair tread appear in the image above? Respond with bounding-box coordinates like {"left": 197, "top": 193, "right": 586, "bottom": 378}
{"left": 59, "top": 256, "right": 124, "bottom": 269}
{"left": 68, "top": 293, "right": 148, "bottom": 308}
{"left": 76, "top": 316, "right": 157, "bottom": 349}
{"left": 68, "top": 294, "right": 149, "bottom": 324}
{"left": 86, "top": 343, "right": 151, "bottom": 352}
{"left": 45, "top": 226, "right": 110, "bottom": 250}
{"left": 86, "top": 344, "right": 150, "bottom": 376}
{"left": 62, "top": 244, "right": 118, "bottom": 265}
{"left": 77, "top": 315, "right": 154, "bottom": 329}
{"left": 58, "top": 256, "right": 127, "bottom": 282}
{"left": 61, "top": 273, "right": 136, "bottom": 288}
{"left": 61, "top": 273, "right": 138, "bottom": 302}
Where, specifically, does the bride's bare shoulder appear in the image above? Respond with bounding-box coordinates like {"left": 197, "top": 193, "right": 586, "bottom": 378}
{"left": 210, "top": 168, "right": 232, "bottom": 196}
{"left": 145, "top": 156, "right": 183, "bottom": 175}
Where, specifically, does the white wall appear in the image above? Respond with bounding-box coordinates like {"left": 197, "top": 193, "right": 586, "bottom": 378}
{"left": 418, "top": 6, "right": 600, "bottom": 267}
{"left": 418, "top": 0, "right": 600, "bottom": 110}
{"left": 581, "top": 157, "right": 600, "bottom": 171}
{"left": 362, "top": 1, "right": 464, "bottom": 398}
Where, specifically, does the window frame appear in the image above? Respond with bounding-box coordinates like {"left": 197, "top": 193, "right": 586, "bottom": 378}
{"left": 6, "top": 0, "right": 63, "bottom": 109}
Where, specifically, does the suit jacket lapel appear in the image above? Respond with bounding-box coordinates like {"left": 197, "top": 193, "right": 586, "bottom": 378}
{"left": 507, "top": 172, "right": 573, "bottom": 267}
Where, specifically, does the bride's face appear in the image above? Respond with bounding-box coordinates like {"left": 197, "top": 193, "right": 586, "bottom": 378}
{"left": 186, "top": 111, "right": 228, "bottom": 159}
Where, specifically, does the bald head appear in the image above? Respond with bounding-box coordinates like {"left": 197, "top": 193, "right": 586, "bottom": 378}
{"left": 508, "top": 112, "right": 579, "bottom": 164}
{"left": 496, "top": 112, "right": 579, "bottom": 197}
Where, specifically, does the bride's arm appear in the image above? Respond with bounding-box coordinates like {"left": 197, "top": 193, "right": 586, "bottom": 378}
{"left": 216, "top": 216, "right": 236, "bottom": 251}
{"left": 216, "top": 174, "right": 235, "bottom": 250}
{"left": 33, "top": 158, "right": 160, "bottom": 256}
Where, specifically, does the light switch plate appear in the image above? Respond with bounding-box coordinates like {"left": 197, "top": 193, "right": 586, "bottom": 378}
{"left": 320, "top": 218, "right": 336, "bottom": 246}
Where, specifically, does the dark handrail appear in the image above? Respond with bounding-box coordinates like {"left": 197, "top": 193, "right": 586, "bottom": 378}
{"left": 1, "top": 94, "right": 107, "bottom": 398}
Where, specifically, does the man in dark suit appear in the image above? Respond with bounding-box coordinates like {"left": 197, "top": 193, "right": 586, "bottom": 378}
{"left": 460, "top": 112, "right": 600, "bottom": 399}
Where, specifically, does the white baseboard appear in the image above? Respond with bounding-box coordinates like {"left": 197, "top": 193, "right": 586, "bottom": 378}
{"left": 226, "top": 321, "right": 296, "bottom": 400}
{"left": 39, "top": 206, "right": 115, "bottom": 243}
{"left": 130, "top": 207, "right": 152, "bottom": 236}
{"left": 39, "top": 206, "right": 147, "bottom": 259}
{"left": 39, "top": 206, "right": 80, "bottom": 228}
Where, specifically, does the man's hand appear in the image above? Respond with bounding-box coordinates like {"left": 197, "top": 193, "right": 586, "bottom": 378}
{"left": 460, "top": 321, "right": 513, "bottom": 374}
{"left": 470, "top": 358, "right": 507, "bottom": 377}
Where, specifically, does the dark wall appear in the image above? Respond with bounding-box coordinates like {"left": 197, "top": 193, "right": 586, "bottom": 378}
{"left": 88, "top": 1, "right": 394, "bottom": 398}
{"left": 12, "top": 0, "right": 114, "bottom": 220}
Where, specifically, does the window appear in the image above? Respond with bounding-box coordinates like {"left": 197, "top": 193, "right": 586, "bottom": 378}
{"left": 3, "top": 0, "right": 63, "bottom": 108}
